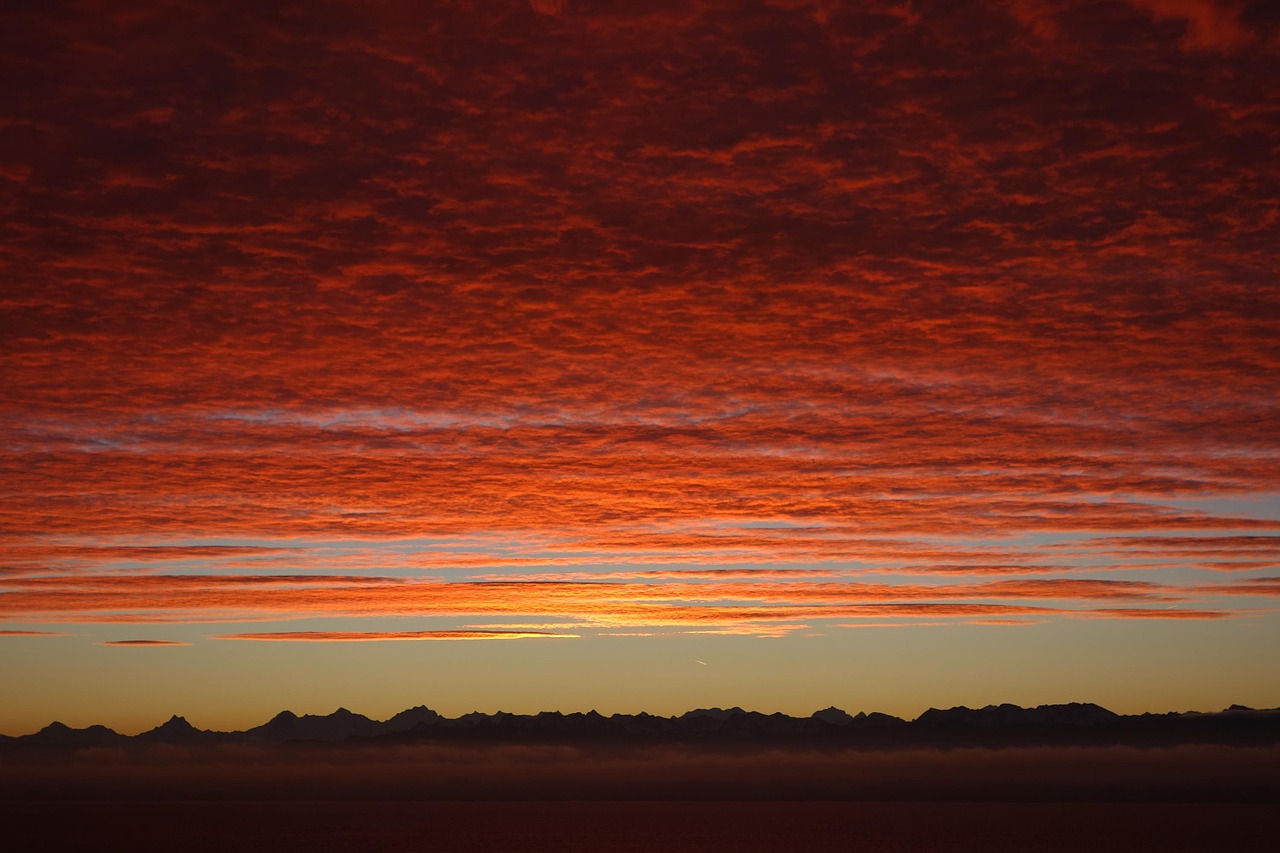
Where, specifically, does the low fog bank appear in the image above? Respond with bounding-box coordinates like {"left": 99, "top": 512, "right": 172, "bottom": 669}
{"left": 2, "top": 742, "right": 1276, "bottom": 802}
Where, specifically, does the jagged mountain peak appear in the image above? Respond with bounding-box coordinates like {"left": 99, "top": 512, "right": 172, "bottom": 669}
{"left": 138, "top": 714, "right": 209, "bottom": 742}
{"left": 811, "top": 706, "right": 855, "bottom": 725}
{"left": 161, "top": 714, "right": 193, "bottom": 727}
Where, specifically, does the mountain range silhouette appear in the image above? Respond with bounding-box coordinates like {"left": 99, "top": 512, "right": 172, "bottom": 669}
{"left": 6, "top": 703, "right": 1279, "bottom": 751}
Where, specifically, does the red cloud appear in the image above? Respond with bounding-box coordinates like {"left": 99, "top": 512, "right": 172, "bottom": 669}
{"left": 1129, "top": 0, "right": 1252, "bottom": 51}
{"left": 1, "top": 0, "right": 1276, "bottom": 644}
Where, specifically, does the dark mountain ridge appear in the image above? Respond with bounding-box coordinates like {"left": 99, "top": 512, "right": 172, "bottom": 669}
{"left": 7, "top": 702, "right": 1280, "bottom": 752}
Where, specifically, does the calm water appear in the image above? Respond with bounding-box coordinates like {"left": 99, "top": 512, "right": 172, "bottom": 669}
{"left": 4, "top": 801, "right": 1275, "bottom": 852}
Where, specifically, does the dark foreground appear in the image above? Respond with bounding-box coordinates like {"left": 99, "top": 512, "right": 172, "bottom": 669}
{"left": 3, "top": 800, "right": 1276, "bottom": 853}
{"left": 5, "top": 743, "right": 1275, "bottom": 851}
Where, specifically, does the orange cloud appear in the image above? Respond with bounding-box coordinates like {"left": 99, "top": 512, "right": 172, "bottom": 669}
{"left": 1193, "top": 577, "right": 1280, "bottom": 597}
{"left": 214, "top": 630, "right": 579, "bottom": 642}
{"left": 0, "top": 566, "right": 1258, "bottom": 638}
{"left": 1044, "top": 536, "right": 1280, "bottom": 573}
{"left": 0, "top": 629, "right": 72, "bottom": 637}
{"left": 0, "top": 573, "right": 1180, "bottom": 622}
{"left": 1076, "top": 608, "right": 1236, "bottom": 620}
{"left": 1054, "top": 536, "right": 1280, "bottom": 554}
{"left": 466, "top": 569, "right": 851, "bottom": 581}
{"left": 966, "top": 618, "right": 1047, "bottom": 626}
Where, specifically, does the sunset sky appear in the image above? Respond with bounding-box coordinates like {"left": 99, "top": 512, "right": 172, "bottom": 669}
{"left": 2, "top": 0, "right": 1278, "bottom": 735}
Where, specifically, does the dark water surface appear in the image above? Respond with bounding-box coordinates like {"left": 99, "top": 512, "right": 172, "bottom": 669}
{"left": 4, "top": 800, "right": 1275, "bottom": 852}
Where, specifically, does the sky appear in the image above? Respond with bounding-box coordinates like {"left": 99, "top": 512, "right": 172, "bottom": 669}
{"left": 1, "top": 0, "right": 1278, "bottom": 735}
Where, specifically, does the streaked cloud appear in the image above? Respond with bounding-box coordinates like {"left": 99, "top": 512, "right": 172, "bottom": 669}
{"left": 0, "top": 571, "right": 1252, "bottom": 635}
{"left": 214, "top": 630, "right": 579, "bottom": 642}
{"left": 0, "top": 630, "right": 72, "bottom": 638}
{"left": 97, "top": 639, "right": 192, "bottom": 647}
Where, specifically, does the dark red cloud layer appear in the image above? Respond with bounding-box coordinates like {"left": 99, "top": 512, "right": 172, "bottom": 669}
{"left": 1, "top": 1, "right": 1277, "bottom": 633}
